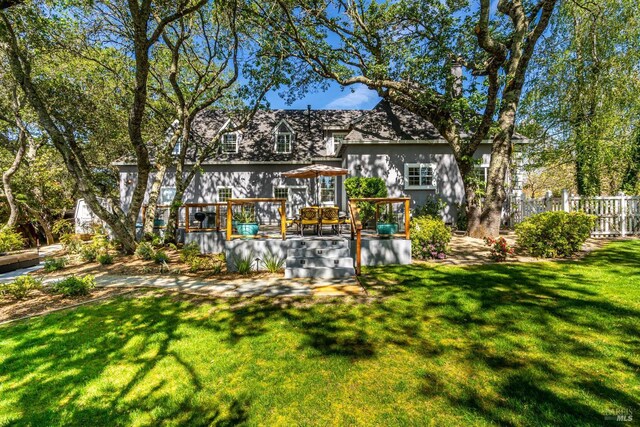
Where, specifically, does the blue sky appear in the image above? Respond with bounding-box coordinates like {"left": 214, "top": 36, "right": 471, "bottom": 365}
{"left": 265, "top": 82, "right": 381, "bottom": 110}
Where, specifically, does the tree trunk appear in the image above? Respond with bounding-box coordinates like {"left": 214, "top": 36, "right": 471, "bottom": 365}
{"left": 164, "top": 186, "right": 185, "bottom": 244}
{"left": 469, "top": 98, "right": 517, "bottom": 238}
{"left": 142, "top": 162, "right": 169, "bottom": 236}
{"left": 1, "top": 128, "right": 26, "bottom": 229}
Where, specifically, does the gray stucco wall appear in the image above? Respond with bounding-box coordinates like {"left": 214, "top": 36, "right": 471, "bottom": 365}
{"left": 120, "top": 161, "right": 345, "bottom": 224}
{"left": 118, "top": 143, "right": 493, "bottom": 224}
{"left": 341, "top": 143, "right": 492, "bottom": 223}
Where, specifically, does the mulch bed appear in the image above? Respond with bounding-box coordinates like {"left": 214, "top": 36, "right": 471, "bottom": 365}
{"left": 0, "top": 287, "right": 138, "bottom": 324}
{"left": 32, "top": 248, "right": 279, "bottom": 281}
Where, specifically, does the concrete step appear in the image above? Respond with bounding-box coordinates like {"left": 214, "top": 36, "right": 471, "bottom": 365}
{"left": 284, "top": 266, "right": 356, "bottom": 279}
{"left": 287, "top": 247, "right": 350, "bottom": 258}
{"left": 289, "top": 239, "right": 348, "bottom": 250}
{"left": 286, "top": 257, "right": 354, "bottom": 268}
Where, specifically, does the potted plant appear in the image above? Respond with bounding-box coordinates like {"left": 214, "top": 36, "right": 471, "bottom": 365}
{"left": 376, "top": 204, "right": 399, "bottom": 235}
{"left": 235, "top": 205, "right": 259, "bottom": 236}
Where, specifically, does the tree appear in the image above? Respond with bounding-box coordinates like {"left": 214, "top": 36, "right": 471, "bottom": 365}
{"left": 142, "top": 1, "right": 278, "bottom": 240}
{"left": 248, "top": 0, "right": 557, "bottom": 237}
{"left": 0, "top": 0, "right": 207, "bottom": 252}
{"left": 519, "top": 0, "right": 640, "bottom": 196}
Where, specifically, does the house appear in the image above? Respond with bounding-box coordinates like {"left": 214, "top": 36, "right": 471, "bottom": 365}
{"left": 115, "top": 100, "right": 525, "bottom": 226}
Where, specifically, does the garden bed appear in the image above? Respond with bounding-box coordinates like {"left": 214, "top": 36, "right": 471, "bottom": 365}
{"left": 424, "top": 235, "right": 612, "bottom": 265}
{"left": 32, "top": 247, "right": 281, "bottom": 281}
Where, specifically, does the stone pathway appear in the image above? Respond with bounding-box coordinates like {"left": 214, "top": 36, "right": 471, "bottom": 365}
{"left": 40, "top": 274, "right": 365, "bottom": 298}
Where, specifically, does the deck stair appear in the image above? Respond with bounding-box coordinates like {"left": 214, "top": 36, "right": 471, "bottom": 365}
{"left": 284, "top": 238, "right": 355, "bottom": 279}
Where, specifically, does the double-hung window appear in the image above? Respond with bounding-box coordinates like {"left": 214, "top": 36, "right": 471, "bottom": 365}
{"left": 327, "top": 132, "right": 347, "bottom": 155}
{"left": 275, "top": 133, "right": 292, "bottom": 153}
{"left": 319, "top": 176, "right": 336, "bottom": 205}
{"left": 222, "top": 133, "right": 238, "bottom": 153}
{"left": 404, "top": 163, "right": 435, "bottom": 190}
{"left": 217, "top": 187, "right": 232, "bottom": 202}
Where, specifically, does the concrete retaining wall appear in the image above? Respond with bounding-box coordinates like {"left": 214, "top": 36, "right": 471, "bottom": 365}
{"left": 349, "top": 239, "right": 412, "bottom": 266}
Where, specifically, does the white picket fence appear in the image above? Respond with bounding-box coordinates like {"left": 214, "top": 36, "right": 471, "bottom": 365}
{"left": 509, "top": 190, "right": 640, "bottom": 237}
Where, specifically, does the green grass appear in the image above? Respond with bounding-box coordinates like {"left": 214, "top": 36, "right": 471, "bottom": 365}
{"left": 1, "top": 241, "right": 639, "bottom": 426}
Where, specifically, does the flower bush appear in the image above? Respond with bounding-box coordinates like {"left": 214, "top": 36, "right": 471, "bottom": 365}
{"left": 410, "top": 216, "right": 451, "bottom": 260}
{"left": 484, "top": 236, "right": 515, "bottom": 262}
{"left": 515, "top": 211, "right": 596, "bottom": 258}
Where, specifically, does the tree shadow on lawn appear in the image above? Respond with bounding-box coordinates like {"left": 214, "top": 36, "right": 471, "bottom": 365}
{"left": 0, "top": 241, "right": 639, "bottom": 425}
{"left": 0, "top": 294, "right": 250, "bottom": 426}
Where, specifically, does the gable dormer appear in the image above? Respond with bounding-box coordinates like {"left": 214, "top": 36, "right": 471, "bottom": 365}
{"left": 219, "top": 119, "right": 242, "bottom": 154}
{"left": 272, "top": 119, "right": 294, "bottom": 153}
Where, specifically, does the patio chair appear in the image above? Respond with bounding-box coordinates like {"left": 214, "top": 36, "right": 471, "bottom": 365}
{"left": 298, "top": 207, "right": 320, "bottom": 236}
{"left": 319, "top": 207, "right": 340, "bottom": 236}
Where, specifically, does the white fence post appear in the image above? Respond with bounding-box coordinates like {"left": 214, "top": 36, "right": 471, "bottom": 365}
{"left": 545, "top": 190, "right": 553, "bottom": 212}
{"left": 619, "top": 192, "right": 627, "bottom": 237}
{"left": 561, "top": 189, "right": 570, "bottom": 212}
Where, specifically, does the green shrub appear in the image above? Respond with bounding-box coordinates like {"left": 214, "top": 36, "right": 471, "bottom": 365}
{"left": 52, "top": 219, "right": 74, "bottom": 236}
{"left": 153, "top": 249, "right": 170, "bottom": 264}
{"left": 344, "top": 177, "right": 388, "bottom": 226}
{"left": 0, "top": 228, "right": 25, "bottom": 253}
{"left": 80, "top": 245, "right": 98, "bottom": 262}
{"left": 232, "top": 252, "right": 254, "bottom": 275}
{"left": 410, "top": 216, "right": 451, "bottom": 260}
{"left": 96, "top": 252, "right": 114, "bottom": 265}
{"left": 51, "top": 275, "right": 96, "bottom": 296}
{"left": 262, "top": 251, "right": 285, "bottom": 273}
{"left": 1, "top": 276, "right": 42, "bottom": 299}
{"left": 413, "top": 195, "right": 446, "bottom": 219}
{"left": 60, "top": 233, "right": 84, "bottom": 254}
{"left": 180, "top": 242, "right": 201, "bottom": 263}
{"left": 44, "top": 257, "right": 67, "bottom": 272}
{"left": 135, "top": 242, "right": 155, "bottom": 260}
{"left": 81, "top": 234, "right": 111, "bottom": 262}
{"left": 515, "top": 211, "right": 596, "bottom": 258}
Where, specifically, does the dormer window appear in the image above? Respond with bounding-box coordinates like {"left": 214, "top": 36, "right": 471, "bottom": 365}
{"left": 273, "top": 120, "right": 294, "bottom": 153}
{"left": 276, "top": 133, "right": 291, "bottom": 153}
{"left": 222, "top": 133, "right": 238, "bottom": 153}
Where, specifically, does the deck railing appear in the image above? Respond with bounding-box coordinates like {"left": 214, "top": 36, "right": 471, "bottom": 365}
{"left": 348, "top": 197, "right": 411, "bottom": 275}
{"left": 226, "top": 198, "right": 288, "bottom": 241}
{"left": 184, "top": 203, "right": 227, "bottom": 233}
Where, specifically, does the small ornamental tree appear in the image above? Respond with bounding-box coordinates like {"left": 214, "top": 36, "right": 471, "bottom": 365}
{"left": 344, "top": 177, "right": 387, "bottom": 226}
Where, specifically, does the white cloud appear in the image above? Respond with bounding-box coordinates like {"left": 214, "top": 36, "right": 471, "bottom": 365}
{"left": 325, "top": 85, "right": 378, "bottom": 109}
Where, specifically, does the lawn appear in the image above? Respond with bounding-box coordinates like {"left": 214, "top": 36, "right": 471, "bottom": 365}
{"left": 1, "top": 241, "right": 639, "bottom": 426}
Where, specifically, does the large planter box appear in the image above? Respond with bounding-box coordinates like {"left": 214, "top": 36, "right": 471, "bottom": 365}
{"left": 237, "top": 223, "right": 259, "bottom": 236}
{"left": 0, "top": 251, "right": 40, "bottom": 274}
{"left": 376, "top": 223, "right": 398, "bottom": 235}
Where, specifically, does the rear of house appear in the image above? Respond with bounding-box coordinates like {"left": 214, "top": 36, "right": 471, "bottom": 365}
{"left": 115, "top": 100, "right": 525, "bottom": 226}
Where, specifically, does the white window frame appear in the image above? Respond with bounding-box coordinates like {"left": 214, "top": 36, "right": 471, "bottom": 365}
{"left": 217, "top": 187, "right": 233, "bottom": 202}
{"left": 319, "top": 176, "right": 336, "bottom": 205}
{"left": 327, "top": 132, "right": 347, "bottom": 155}
{"left": 275, "top": 132, "right": 292, "bottom": 153}
{"left": 172, "top": 138, "right": 182, "bottom": 156}
{"left": 221, "top": 132, "right": 239, "bottom": 154}
{"left": 272, "top": 119, "right": 294, "bottom": 153}
{"left": 159, "top": 187, "right": 176, "bottom": 205}
{"left": 273, "top": 186, "right": 290, "bottom": 203}
{"left": 404, "top": 163, "right": 436, "bottom": 190}
{"left": 474, "top": 164, "right": 489, "bottom": 189}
